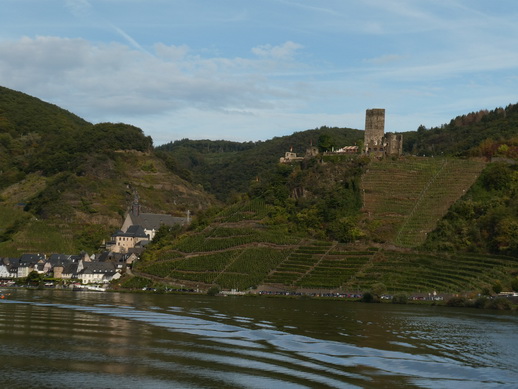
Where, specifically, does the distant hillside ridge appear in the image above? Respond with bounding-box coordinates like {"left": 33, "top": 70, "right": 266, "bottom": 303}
{"left": 156, "top": 127, "right": 364, "bottom": 201}
{"left": 361, "top": 157, "right": 486, "bottom": 247}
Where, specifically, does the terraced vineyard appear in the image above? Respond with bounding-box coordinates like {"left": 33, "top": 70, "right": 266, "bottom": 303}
{"left": 361, "top": 157, "right": 486, "bottom": 247}
{"left": 348, "top": 251, "right": 517, "bottom": 294}
{"left": 130, "top": 157, "right": 518, "bottom": 294}
{"left": 136, "top": 199, "right": 304, "bottom": 290}
{"left": 264, "top": 242, "right": 334, "bottom": 286}
{"left": 134, "top": 196, "right": 517, "bottom": 294}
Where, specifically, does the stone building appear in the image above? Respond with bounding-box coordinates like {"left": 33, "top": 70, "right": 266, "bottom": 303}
{"left": 121, "top": 191, "right": 190, "bottom": 241}
{"left": 363, "top": 108, "right": 403, "bottom": 157}
{"left": 279, "top": 146, "right": 320, "bottom": 163}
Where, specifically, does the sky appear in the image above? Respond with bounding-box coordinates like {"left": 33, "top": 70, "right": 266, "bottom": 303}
{"left": 1, "top": 1, "right": 518, "bottom": 145}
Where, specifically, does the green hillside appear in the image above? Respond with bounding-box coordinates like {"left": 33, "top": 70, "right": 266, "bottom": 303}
{"left": 0, "top": 86, "right": 215, "bottom": 255}
{"left": 0, "top": 151, "right": 215, "bottom": 256}
{"left": 131, "top": 197, "right": 517, "bottom": 294}
{"left": 1, "top": 85, "right": 517, "bottom": 295}
{"left": 403, "top": 103, "right": 518, "bottom": 157}
{"left": 156, "top": 127, "right": 364, "bottom": 201}
{"left": 131, "top": 152, "right": 516, "bottom": 294}
{"left": 424, "top": 161, "right": 518, "bottom": 256}
{"left": 361, "top": 157, "right": 486, "bottom": 247}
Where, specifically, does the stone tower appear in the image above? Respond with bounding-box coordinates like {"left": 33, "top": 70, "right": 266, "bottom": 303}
{"left": 364, "top": 108, "right": 385, "bottom": 156}
{"left": 363, "top": 108, "right": 403, "bottom": 157}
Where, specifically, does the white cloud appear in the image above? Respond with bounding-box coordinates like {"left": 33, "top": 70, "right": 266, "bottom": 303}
{"left": 154, "top": 43, "right": 190, "bottom": 61}
{"left": 364, "top": 54, "right": 405, "bottom": 65}
{"left": 64, "top": 0, "right": 92, "bottom": 17}
{"left": 252, "top": 41, "right": 303, "bottom": 60}
{"left": 0, "top": 36, "right": 312, "bottom": 133}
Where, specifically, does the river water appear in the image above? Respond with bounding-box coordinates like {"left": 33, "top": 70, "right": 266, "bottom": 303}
{"left": 0, "top": 289, "right": 516, "bottom": 388}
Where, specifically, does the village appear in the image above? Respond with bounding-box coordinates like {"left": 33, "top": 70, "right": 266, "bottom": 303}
{"left": 0, "top": 193, "right": 189, "bottom": 289}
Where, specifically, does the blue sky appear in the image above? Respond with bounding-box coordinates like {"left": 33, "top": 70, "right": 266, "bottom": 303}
{"left": 1, "top": 0, "right": 517, "bottom": 145}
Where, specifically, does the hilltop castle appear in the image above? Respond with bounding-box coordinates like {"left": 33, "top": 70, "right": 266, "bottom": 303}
{"left": 280, "top": 108, "right": 403, "bottom": 163}
{"left": 363, "top": 108, "right": 403, "bottom": 158}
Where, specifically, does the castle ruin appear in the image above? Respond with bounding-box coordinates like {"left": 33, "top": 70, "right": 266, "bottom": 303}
{"left": 363, "top": 108, "right": 403, "bottom": 158}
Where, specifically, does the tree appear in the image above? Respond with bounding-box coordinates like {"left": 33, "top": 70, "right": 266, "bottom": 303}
{"left": 492, "top": 280, "right": 503, "bottom": 295}
{"left": 207, "top": 286, "right": 220, "bottom": 296}
{"left": 317, "top": 134, "right": 334, "bottom": 152}
{"left": 26, "top": 270, "right": 43, "bottom": 286}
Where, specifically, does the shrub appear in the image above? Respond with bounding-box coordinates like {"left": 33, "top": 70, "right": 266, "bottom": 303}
{"left": 492, "top": 281, "right": 503, "bottom": 295}
{"left": 484, "top": 297, "right": 512, "bottom": 310}
{"left": 446, "top": 296, "right": 469, "bottom": 307}
{"left": 360, "top": 292, "right": 379, "bottom": 303}
{"left": 207, "top": 286, "right": 220, "bottom": 296}
{"left": 473, "top": 296, "right": 488, "bottom": 308}
{"left": 392, "top": 294, "right": 408, "bottom": 304}
{"left": 120, "top": 276, "right": 153, "bottom": 289}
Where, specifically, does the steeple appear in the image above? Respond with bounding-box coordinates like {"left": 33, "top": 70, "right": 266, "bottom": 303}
{"left": 132, "top": 190, "right": 140, "bottom": 216}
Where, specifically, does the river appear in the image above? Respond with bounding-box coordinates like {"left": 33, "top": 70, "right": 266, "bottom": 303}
{"left": 0, "top": 289, "right": 516, "bottom": 388}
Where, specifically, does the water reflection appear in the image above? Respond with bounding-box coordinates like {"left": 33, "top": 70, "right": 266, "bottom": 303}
{"left": 0, "top": 289, "right": 517, "bottom": 388}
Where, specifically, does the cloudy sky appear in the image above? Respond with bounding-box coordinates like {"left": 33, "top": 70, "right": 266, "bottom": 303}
{"left": 1, "top": 0, "right": 517, "bottom": 145}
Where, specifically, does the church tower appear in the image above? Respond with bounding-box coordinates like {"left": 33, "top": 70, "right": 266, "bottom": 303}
{"left": 131, "top": 190, "right": 140, "bottom": 216}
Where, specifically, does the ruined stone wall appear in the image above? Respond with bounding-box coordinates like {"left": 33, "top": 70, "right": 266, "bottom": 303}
{"left": 386, "top": 133, "right": 403, "bottom": 156}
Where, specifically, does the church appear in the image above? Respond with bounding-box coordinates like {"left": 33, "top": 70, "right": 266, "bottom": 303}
{"left": 107, "top": 192, "right": 190, "bottom": 253}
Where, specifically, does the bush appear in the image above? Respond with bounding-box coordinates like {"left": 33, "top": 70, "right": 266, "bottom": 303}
{"left": 392, "top": 294, "right": 408, "bottom": 304}
{"left": 484, "top": 297, "right": 512, "bottom": 310}
{"left": 120, "top": 276, "right": 153, "bottom": 290}
{"left": 473, "top": 296, "right": 488, "bottom": 308}
{"left": 492, "top": 281, "right": 503, "bottom": 295}
{"left": 360, "top": 292, "right": 379, "bottom": 303}
{"left": 446, "top": 296, "right": 469, "bottom": 307}
{"left": 207, "top": 286, "right": 220, "bottom": 296}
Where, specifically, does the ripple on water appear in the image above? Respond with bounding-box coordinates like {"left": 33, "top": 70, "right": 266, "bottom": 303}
{"left": 2, "top": 296, "right": 518, "bottom": 388}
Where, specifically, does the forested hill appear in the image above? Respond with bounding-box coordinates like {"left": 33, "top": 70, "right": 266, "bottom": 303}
{"left": 0, "top": 86, "right": 90, "bottom": 132}
{"left": 156, "top": 127, "right": 364, "bottom": 201}
{"left": 0, "top": 86, "right": 154, "bottom": 188}
{"left": 0, "top": 86, "right": 214, "bottom": 256}
{"left": 403, "top": 103, "right": 518, "bottom": 157}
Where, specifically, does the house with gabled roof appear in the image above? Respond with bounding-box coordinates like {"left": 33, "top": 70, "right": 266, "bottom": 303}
{"left": 97, "top": 251, "right": 138, "bottom": 268}
{"left": 0, "top": 258, "right": 18, "bottom": 279}
{"left": 61, "top": 262, "right": 79, "bottom": 280}
{"left": 107, "top": 225, "right": 149, "bottom": 253}
{"left": 18, "top": 253, "right": 45, "bottom": 278}
{"left": 77, "top": 261, "right": 120, "bottom": 284}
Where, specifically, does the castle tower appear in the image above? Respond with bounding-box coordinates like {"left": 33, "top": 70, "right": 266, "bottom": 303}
{"left": 364, "top": 108, "right": 385, "bottom": 147}
{"left": 364, "top": 108, "right": 386, "bottom": 156}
